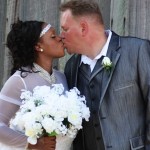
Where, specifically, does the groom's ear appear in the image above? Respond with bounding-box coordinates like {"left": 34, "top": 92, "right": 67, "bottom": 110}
{"left": 80, "top": 20, "right": 88, "bottom": 37}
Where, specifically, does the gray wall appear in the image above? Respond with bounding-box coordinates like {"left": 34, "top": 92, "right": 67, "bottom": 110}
{"left": 110, "top": 0, "right": 150, "bottom": 39}
{"left": 0, "top": 0, "right": 61, "bottom": 89}
{"left": 0, "top": 0, "right": 7, "bottom": 89}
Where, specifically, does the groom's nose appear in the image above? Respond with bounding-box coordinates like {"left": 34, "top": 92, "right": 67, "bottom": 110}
{"left": 60, "top": 33, "right": 65, "bottom": 44}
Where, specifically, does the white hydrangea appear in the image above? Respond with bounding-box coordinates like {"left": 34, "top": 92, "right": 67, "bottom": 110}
{"left": 42, "top": 117, "right": 57, "bottom": 133}
{"left": 10, "top": 84, "right": 90, "bottom": 144}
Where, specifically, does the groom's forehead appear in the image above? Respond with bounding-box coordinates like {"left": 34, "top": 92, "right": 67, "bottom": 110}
{"left": 61, "top": 10, "right": 73, "bottom": 25}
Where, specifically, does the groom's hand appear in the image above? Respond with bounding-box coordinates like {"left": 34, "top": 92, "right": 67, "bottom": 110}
{"left": 27, "top": 136, "right": 56, "bottom": 150}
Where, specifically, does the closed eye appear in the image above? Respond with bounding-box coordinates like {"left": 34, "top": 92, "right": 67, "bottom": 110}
{"left": 51, "top": 35, "right": 56, "bottom": 38}
{"left": 61, "top": 27, "right": 68, "bottom": 32}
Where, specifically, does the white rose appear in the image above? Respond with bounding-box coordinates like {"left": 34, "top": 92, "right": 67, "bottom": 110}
{"left": 102, "top": 57, "right": 112, "bottom": 66}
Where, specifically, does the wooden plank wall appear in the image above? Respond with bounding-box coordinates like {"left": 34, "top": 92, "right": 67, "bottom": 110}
{"left": 97, "top": 0, "right": 111, "bottom": 30}
{"left": 111, "top": 0, "right": 150, "bottom": 39}
{"left": 0, "top": 0, "right": 7, "bottom": 89}
{"left": 0, "top": 0, "right": 61, "bottom": 89}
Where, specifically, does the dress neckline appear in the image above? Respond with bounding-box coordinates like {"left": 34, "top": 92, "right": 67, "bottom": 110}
{"left": 33, "top": 63, "right": 56, "bottom": 84}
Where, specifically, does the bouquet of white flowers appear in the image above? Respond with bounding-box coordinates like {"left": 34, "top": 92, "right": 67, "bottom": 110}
{"left": 10, "top": 84, "right": 90, "bottom": 149}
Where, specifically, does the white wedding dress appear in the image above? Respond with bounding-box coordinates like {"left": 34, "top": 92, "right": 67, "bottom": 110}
{"left": 0, "top": 134, "right": 74, "bottom": 150}
{"left": 0, "top": 143, "right": 23, "bottom": 150}
{"left": 0, "top": 67, "right": 72, "bottom": 150}
{"left": 56, "top": 135, "right": 74, "bottom": 150}
{"left": 0, "top": 136, "right": 74, "bottom": 150}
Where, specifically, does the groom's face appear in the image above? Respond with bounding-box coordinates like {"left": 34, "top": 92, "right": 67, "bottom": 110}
{"left": 60, "top": 10, "right": 82, "bottom": 54}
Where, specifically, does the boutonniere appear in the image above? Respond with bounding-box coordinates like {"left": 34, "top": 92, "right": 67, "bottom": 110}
{"left": 102, "top": 56, "right": 112, "bottom": 71}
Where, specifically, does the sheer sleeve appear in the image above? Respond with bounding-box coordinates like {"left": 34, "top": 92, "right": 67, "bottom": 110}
{"left": 0, "top": 75, "right": 27, "bottom": 148}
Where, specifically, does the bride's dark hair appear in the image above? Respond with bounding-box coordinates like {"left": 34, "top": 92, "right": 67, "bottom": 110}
{"left": 6, "top": 19, "right": 44, "bottom": 76}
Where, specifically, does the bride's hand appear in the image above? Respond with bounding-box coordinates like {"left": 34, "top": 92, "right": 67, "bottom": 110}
{"left": 27, "top": 136, "right": 56, "bottom": 150}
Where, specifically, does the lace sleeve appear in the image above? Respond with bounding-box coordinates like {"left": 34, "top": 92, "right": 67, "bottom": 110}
{"left": 0, "top": 75, "right": 27, "bottom": 148}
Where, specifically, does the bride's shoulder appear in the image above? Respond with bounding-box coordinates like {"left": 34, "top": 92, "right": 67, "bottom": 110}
{"left": 3, "top": 72, "right": 23, "bottom": 86}
{"left": 1, "top": 71, "right": 26, "bottom": 93}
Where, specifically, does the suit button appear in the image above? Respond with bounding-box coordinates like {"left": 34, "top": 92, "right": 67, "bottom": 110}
{"left": 101, "top": 117, "right": 106, "bottom": 119}
{"left": 107, "top": 146, "right": 112, "bottom": 148}
{"left": 89, "top": 83, "right": 94, "bottom": 88}
{"left": 93, "top": 110, "right": 97, "bottom": 114}
{"left": 94, "top": 123, "right": 99, "bottom": 127}
{"left": 97, "top": 137, "right": 101, "bottom": 140}
{"left": 91, "top": 97, "right": 95, "bottom": 101}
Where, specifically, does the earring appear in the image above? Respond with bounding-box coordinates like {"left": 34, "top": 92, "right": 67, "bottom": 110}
{"left": 40, "top": 48, "right": 43, "bottom": 52}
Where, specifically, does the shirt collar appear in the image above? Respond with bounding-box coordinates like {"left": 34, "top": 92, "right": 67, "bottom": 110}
{"left": 81, "top": 30, "right": 112, "bottom": 65}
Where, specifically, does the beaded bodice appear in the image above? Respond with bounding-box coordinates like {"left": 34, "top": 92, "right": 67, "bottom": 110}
{"left": 33, "top": 63, "right": 56, "bottom": 84}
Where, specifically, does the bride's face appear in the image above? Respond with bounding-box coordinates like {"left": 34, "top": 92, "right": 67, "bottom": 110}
{"left": 38, "top": 26, "right": 65, "bottom": 59}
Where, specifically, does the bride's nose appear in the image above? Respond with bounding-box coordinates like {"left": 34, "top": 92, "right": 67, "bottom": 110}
{"left": 56, "top": 36, "right": 62, "bottom": 42}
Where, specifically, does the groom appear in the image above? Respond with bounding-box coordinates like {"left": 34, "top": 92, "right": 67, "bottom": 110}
{"left": 60, "top": 0, "right": 150, "bottom": 150}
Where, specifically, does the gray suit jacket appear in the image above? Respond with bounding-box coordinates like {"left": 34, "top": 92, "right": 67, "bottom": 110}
{"left": 64, "top": 32, "right": 150, "bottom": 150}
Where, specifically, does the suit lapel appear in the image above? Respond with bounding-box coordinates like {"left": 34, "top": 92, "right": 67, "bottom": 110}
{"left": 100, "top": 51, "right": 120, "bottom": 105}
{"left": 99, "top": 32, "right": 121, "bottom": 106}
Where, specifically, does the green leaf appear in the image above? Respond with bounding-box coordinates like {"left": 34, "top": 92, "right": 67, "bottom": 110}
{"left": 48, "top": 131, "right": 57, "bottom": 136}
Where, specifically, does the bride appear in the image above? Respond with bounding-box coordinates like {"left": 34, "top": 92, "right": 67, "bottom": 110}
{"left": 0, "top": 20, "right": 72, "bottom": 150}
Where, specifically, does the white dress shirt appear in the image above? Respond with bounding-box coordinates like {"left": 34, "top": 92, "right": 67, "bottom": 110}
{"left": 80, "top": 30, "right": 112, "bottom": 72}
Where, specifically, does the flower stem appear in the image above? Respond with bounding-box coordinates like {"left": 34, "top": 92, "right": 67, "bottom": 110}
{"left": 48, "top": 131, "right": 57, "bottom": 136}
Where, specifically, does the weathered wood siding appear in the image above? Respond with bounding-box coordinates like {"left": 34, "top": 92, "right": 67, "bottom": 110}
{"left": 0, "top": 0, "right": 7, "bottom": 89}
{"left": 111, "top": 0, "right": 150, "bottom": 39}
{"left": 0, "top": 0, "right": 61, "bottom": 89}
{"left": 97, "top": 0, "right": 111, "bottom": 30}
{"left": 110, "top": 0, "right": 127, "bottom": 35}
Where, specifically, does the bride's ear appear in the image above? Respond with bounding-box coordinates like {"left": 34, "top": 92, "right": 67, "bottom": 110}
{"left": 35, "top": 43, "right": 41, "bottom": 52}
